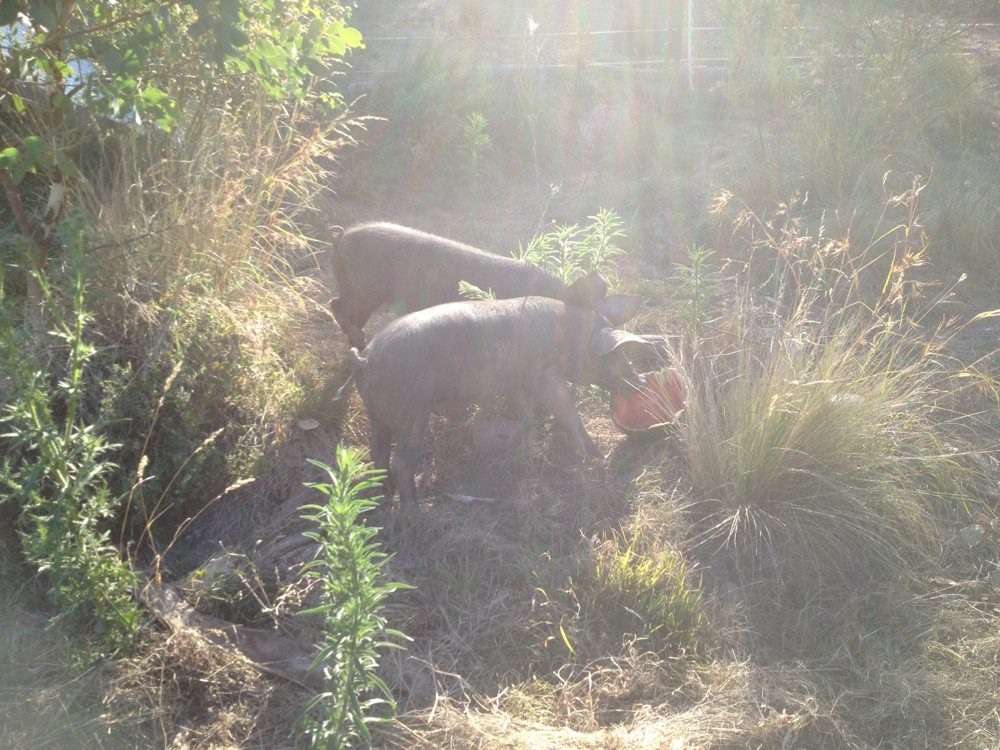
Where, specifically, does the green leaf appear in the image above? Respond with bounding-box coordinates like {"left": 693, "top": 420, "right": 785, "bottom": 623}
{"left": 257, "top": 39, "right": 288, "bottom": 70}
{"left": 305, "top": 16, "right": 324, "bottom": 42}
{"left": 21, "top": 135, "right": 46, "bottom": 163}
{"left": 139, "top": 85, "right": 170, "bottom": 107}
{"left": 559, "top": 620, "right": 576, "bottom": 654}
{"left": 120, "top": 47, "right": 143, "bottom": 76}
{"left": 53, "top": 149, "right": 77, "bottom": 178}
{"left": 325, "top": 33, "right": 346, "bottom": 57}
{"left": 246, "top": 51, "right": 265, "bottom": 76}
{"left": 304, "top": 56, "right": 330, "bottom": 78}
{"left": 139, "top": 86, "right": 179, "bottom": 131}
{"left": 339, "top": 25, "right": 364, "bottom": 49}
{"left": 0, "top": 147, "right": 19, "bottom": 170}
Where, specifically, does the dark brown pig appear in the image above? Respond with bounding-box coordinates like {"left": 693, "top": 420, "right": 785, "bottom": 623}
{"left": 328, "top": 222, "right": 607, "bottom": 349}
{"left": 349, "top": 278, "right": 644, "bottom": 503}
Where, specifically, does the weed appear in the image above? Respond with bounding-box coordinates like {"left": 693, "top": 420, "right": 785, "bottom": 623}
{"left": 516, "top": 208, "right": 627, "bottom": 285}
{"left": 298, "top": 447, "right": 412, "bottom": 750}
{"left": 457, "top": 207, "right": 627, "bottom": 301}
{"left": 533, "top": 522, "right": 705, "bottom": 666}
{"left": 0, "top": 214, "right": 139, "bottom": 645}
{"left": 668, "top": 244, "right": 723, "bottom": 331}
{"left": 457, "top": 111, "right": 494, "bottom": 186}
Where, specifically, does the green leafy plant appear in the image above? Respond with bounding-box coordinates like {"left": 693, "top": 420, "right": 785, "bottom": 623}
{"left": 298, "top": 448, "right": 412, "bottom": 750}
{"left": 76, "top": 91, "right": 345, "bottom": 532}
{"left": 668, "top": 244, "right": 723, "bottom": 330}
{"left": 0, "top": 214, "right": 139, "bottom": 643}
{"left": 459, "top": 208, "right": 625, "bottom": 301}
{"left": 458, "top": 279, "right": 496, "bottom": 301}
{"left": 587, "top": 523, "right": 705, "bottom": 658}
{"left": 457, "top": 111, "right": 493, "bottom": 185}
{"left": 0, "top": 0, "right": 362, "bottom": 311}
{"left": 517, "top": 207, "right": 627, "bottom": 285}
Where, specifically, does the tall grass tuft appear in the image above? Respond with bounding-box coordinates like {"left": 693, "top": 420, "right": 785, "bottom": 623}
{"left": 677, "top": 186, "right": 981, "bottom": 603}
{"left": 77, "top": 94, "right": 358, "bottom": 290}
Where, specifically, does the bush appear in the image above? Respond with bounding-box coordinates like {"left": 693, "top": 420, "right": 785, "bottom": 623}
{"left": 0, "top": 215, "right": 139, "bottom": 644}
{"left": 68, "top": 95, "right": 355, "bottom": 539}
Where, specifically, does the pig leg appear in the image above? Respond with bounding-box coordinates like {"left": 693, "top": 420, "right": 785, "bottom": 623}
{"left": 368, "top": 414, "right": 395, "bottom": 499}
{"left": 508, "top": 390, "right": 534, "bottom": 428}
{"left": 390, "top": 412, "right": 431, "bottom": 504}
{"left": 537, "top": 372, "right": 603, "bottom": 459}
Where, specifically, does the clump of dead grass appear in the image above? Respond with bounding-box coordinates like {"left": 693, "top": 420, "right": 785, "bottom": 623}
{"left": 104, "top": 628, "right": 294, "bottom": 750}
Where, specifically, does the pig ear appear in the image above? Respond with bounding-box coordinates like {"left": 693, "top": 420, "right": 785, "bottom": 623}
{"left": 592, "top": 293, "right": 642, "bottom": 326}
{"left": 562, "top": 272, "right": 609, "bottom": 307}
{"left": 580, "top": 270, "right": 609, "bottom": 301}
{"left": 592, "top": 327, "right": 650, "bottom": 356}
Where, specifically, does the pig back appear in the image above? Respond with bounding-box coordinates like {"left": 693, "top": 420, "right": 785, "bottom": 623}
{"left": 335, "top": 222, "right": 564, "bottom": 313}
{"left": 357, "top": 297, "right": 574, "bottom": 419}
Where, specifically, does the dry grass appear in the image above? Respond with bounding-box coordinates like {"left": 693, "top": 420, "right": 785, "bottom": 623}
{"left": 367, "top": 586, "right": 1000, "bottom": 750}
{"left": 5, "top": 2, "right": 1000, "bottom": 749}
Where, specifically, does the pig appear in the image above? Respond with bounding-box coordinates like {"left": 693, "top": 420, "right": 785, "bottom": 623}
{"left": 349, "top": 277, "right": 645, "bottom": 503}
{"left": 328, "top": 221, "right": 608, "bottom": 349}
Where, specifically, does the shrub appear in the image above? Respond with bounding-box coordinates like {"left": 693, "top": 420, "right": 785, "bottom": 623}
{"left": 70, "top": 95, "right": 352, "bottom": 537}
{"left": 0, "top": 215, "right": 139, "bottom": 644}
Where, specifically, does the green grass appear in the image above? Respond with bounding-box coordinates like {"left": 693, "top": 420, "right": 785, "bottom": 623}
{"left": 532, "top": 520, "right": 705, "bottom": 666}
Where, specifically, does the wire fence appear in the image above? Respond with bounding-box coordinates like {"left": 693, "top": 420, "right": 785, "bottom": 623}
{"left": 346, "top": 12, "right": 998, "bottom": 91}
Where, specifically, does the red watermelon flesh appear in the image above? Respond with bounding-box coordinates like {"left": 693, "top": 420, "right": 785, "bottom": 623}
{"left": 611, "top": 368, "right": 685, "bottom": 432}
